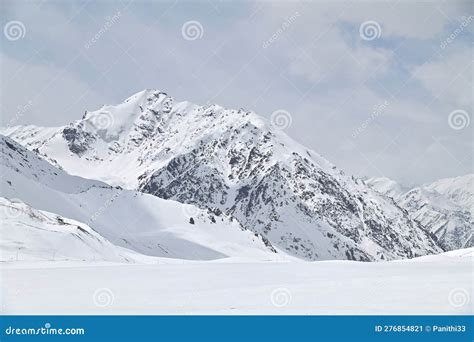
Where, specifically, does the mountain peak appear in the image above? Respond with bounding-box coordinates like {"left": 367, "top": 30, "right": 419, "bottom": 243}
{"left": 0, "top": 90, "right": 448, "bottom": 260}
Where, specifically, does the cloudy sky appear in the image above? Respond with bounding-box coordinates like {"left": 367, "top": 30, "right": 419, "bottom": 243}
{"left": 1, "top": 0, "right": 472, "bottom": 186}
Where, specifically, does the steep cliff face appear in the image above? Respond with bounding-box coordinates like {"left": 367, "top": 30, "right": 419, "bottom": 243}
{"left": 2, "top": 89, "right": 442, "bottom": 260}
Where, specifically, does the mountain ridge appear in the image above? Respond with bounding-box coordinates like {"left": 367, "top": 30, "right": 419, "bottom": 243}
{"left": 0, "top": 134, "right": 277, "bottom": 261}
{"left": 366, "top": 175, "right": 473, "bottom": 250}
{"left": 2, "top": 89, "right": 445, "bottom": 261}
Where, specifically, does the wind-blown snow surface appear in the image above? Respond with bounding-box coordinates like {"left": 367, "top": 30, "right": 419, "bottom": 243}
{"left": 1, "top": 248, "right": 472, "bottom": 315}
{"left": 367, "top": 175, "right": 473, "bottom": 251}
{"left": 2, "top": 89, "right": 441, "bottom": 261}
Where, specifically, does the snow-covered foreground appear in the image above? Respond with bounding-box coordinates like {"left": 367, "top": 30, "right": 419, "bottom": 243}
{"left": 1, "top": 249, "right": 472, "bottom": 315}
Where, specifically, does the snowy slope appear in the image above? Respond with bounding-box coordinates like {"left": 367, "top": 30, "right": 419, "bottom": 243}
{"left": 0, "top": 135, "right": 277, "bottom": 261}
{"left": 0, "top": 198, "right": 152, "bottom": 263}
{"left": 2, "top": 248, "right": 472, "bottom": 315}
{"left": 367, "top": 175, "right": 473, "bottom": 251}
{"left": 427, "top": 175, "right": 474, "bottom": 214}
{"left": 365, "top": 177, "right": 408, "bottom": 199}
{"left": 2, "top": 89, "right": 441, "bottom": 261}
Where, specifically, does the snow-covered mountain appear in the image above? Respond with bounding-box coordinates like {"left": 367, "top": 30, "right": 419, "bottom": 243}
{"left": 427, "top": 175, "right": 474, "bottom": 214}
{"left": 364, "top": 177, "right": 409, "bottom": 199}
{"left": 0, "top": 135, "right": 276, "bottom": 261}
{"left": 367, "top": 175, "right": 473, "bottom": 251}
{"left": 2, "top": 89, "right": 443, "bottom": 261}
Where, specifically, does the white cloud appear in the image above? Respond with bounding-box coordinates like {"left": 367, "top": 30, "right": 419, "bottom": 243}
{"left": 413, "top": 50, "right": 472, "bottom": 108}
{"left": 0, "top": 0, "right": 471, "bottom": 184}
{"left": 0, "top": 53, "right": 109, "bottom": 126}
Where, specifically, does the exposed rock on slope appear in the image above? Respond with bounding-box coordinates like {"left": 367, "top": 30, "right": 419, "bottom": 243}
{"left": 2, "top": 89, "right": 442, "bottom": 261}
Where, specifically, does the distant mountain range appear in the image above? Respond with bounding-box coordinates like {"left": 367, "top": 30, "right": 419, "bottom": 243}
{"left": 367, "top": 175, "right": 473, "bottom": 251}
{"left": 2, "top": 89, "right": 470, "bottom": 261}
